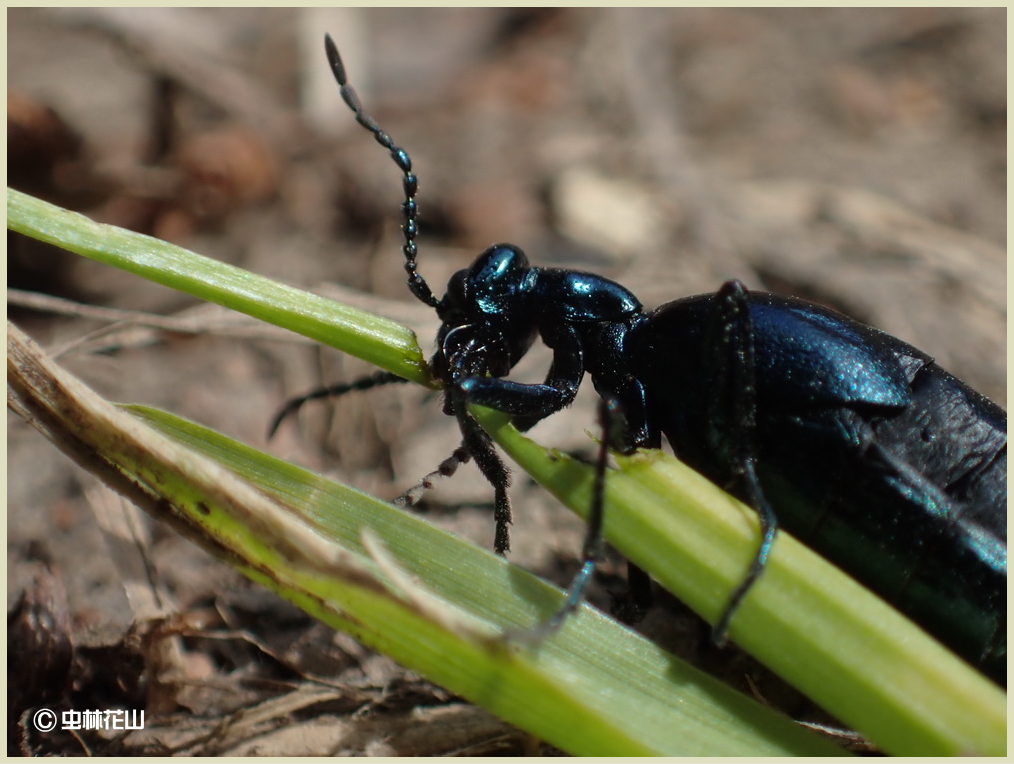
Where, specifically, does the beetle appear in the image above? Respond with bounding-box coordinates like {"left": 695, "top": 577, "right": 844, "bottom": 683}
{"left": 274, "top": 34, "right": 1006, "bottom": 685}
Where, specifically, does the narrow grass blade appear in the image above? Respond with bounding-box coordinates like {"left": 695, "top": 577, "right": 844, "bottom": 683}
{"left": 6, "top": 187, "right": 431, "bottom": 386}
{"left": 8, "top": 322, "right": 842, "bottom": 756}
{"left": 8, "top": 187, "right": 1003, "bottom": 755}
{"left": 477, "top": 407, "right": 1006, "bottom": 756}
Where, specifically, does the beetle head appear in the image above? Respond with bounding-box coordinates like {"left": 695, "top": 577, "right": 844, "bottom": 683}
{"left": 432, "top": 244, "right": 538, "bottom": 383}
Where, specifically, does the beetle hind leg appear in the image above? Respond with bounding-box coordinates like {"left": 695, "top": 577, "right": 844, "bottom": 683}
{"left": 706, "top": 280, "right": 779, "bottom": 645}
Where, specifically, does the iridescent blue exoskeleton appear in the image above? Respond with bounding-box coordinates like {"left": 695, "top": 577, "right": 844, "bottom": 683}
{"left": 272, "top": 34, "right": 1006, "bottom": 686}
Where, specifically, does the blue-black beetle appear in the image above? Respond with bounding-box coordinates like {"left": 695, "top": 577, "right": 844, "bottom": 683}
{"left": 274, "top": 34, "right": 1006, "bottom": 686}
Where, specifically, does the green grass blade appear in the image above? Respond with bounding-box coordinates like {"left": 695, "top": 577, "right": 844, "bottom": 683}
{"left": 8, "top": 323, "right": 840, "bottom": 756}
{"left": 133, "top": 404, "right": 847, "bottom": 757}
{"left": 477, "top": 407, "right": 1006, "bottom": 756}
{"left": 6, "top": 187, "right": 431, "bottom": 386}
{"left": 8, "top": 187, "right": 1004, "bottom": 755}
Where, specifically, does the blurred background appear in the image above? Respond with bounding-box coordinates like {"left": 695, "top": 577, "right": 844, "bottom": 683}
{"left": 8, "top": 8, "right": 1006, "bottom": 755}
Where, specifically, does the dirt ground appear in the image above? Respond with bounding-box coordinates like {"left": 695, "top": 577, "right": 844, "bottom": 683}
{"left": 8, "top": 8, "right": 1005, "bottom": 756}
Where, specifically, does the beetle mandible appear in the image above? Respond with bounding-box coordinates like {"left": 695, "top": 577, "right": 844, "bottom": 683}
{"left": 273, "top": 34, "right": 1007, "bottom": 685}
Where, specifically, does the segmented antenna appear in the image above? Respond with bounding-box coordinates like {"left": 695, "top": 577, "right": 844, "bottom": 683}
{"left": 324, "top": 34, "right": 440, "bottom": 309}
{"left": 267, "top": 370, "right": 408, "bottom": 439}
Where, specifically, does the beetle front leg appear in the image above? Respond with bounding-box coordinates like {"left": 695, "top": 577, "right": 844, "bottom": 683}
{"left": 458, "top": 324, "right": 584, "bottom": 429}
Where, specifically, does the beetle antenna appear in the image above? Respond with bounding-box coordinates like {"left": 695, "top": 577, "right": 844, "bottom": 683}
{"left": 394, "top": 445, "right": 473, "bottom": 507}
{"left": 324, "top": 33, "right": 440, "bottom": 309}
{"left": 267, "top": 370, "right": 409, "bottom": 439}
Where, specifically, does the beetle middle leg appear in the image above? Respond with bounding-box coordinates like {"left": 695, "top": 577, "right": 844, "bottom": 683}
{"left": 511, "top": 395, "right": 624, "bottom": 640}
